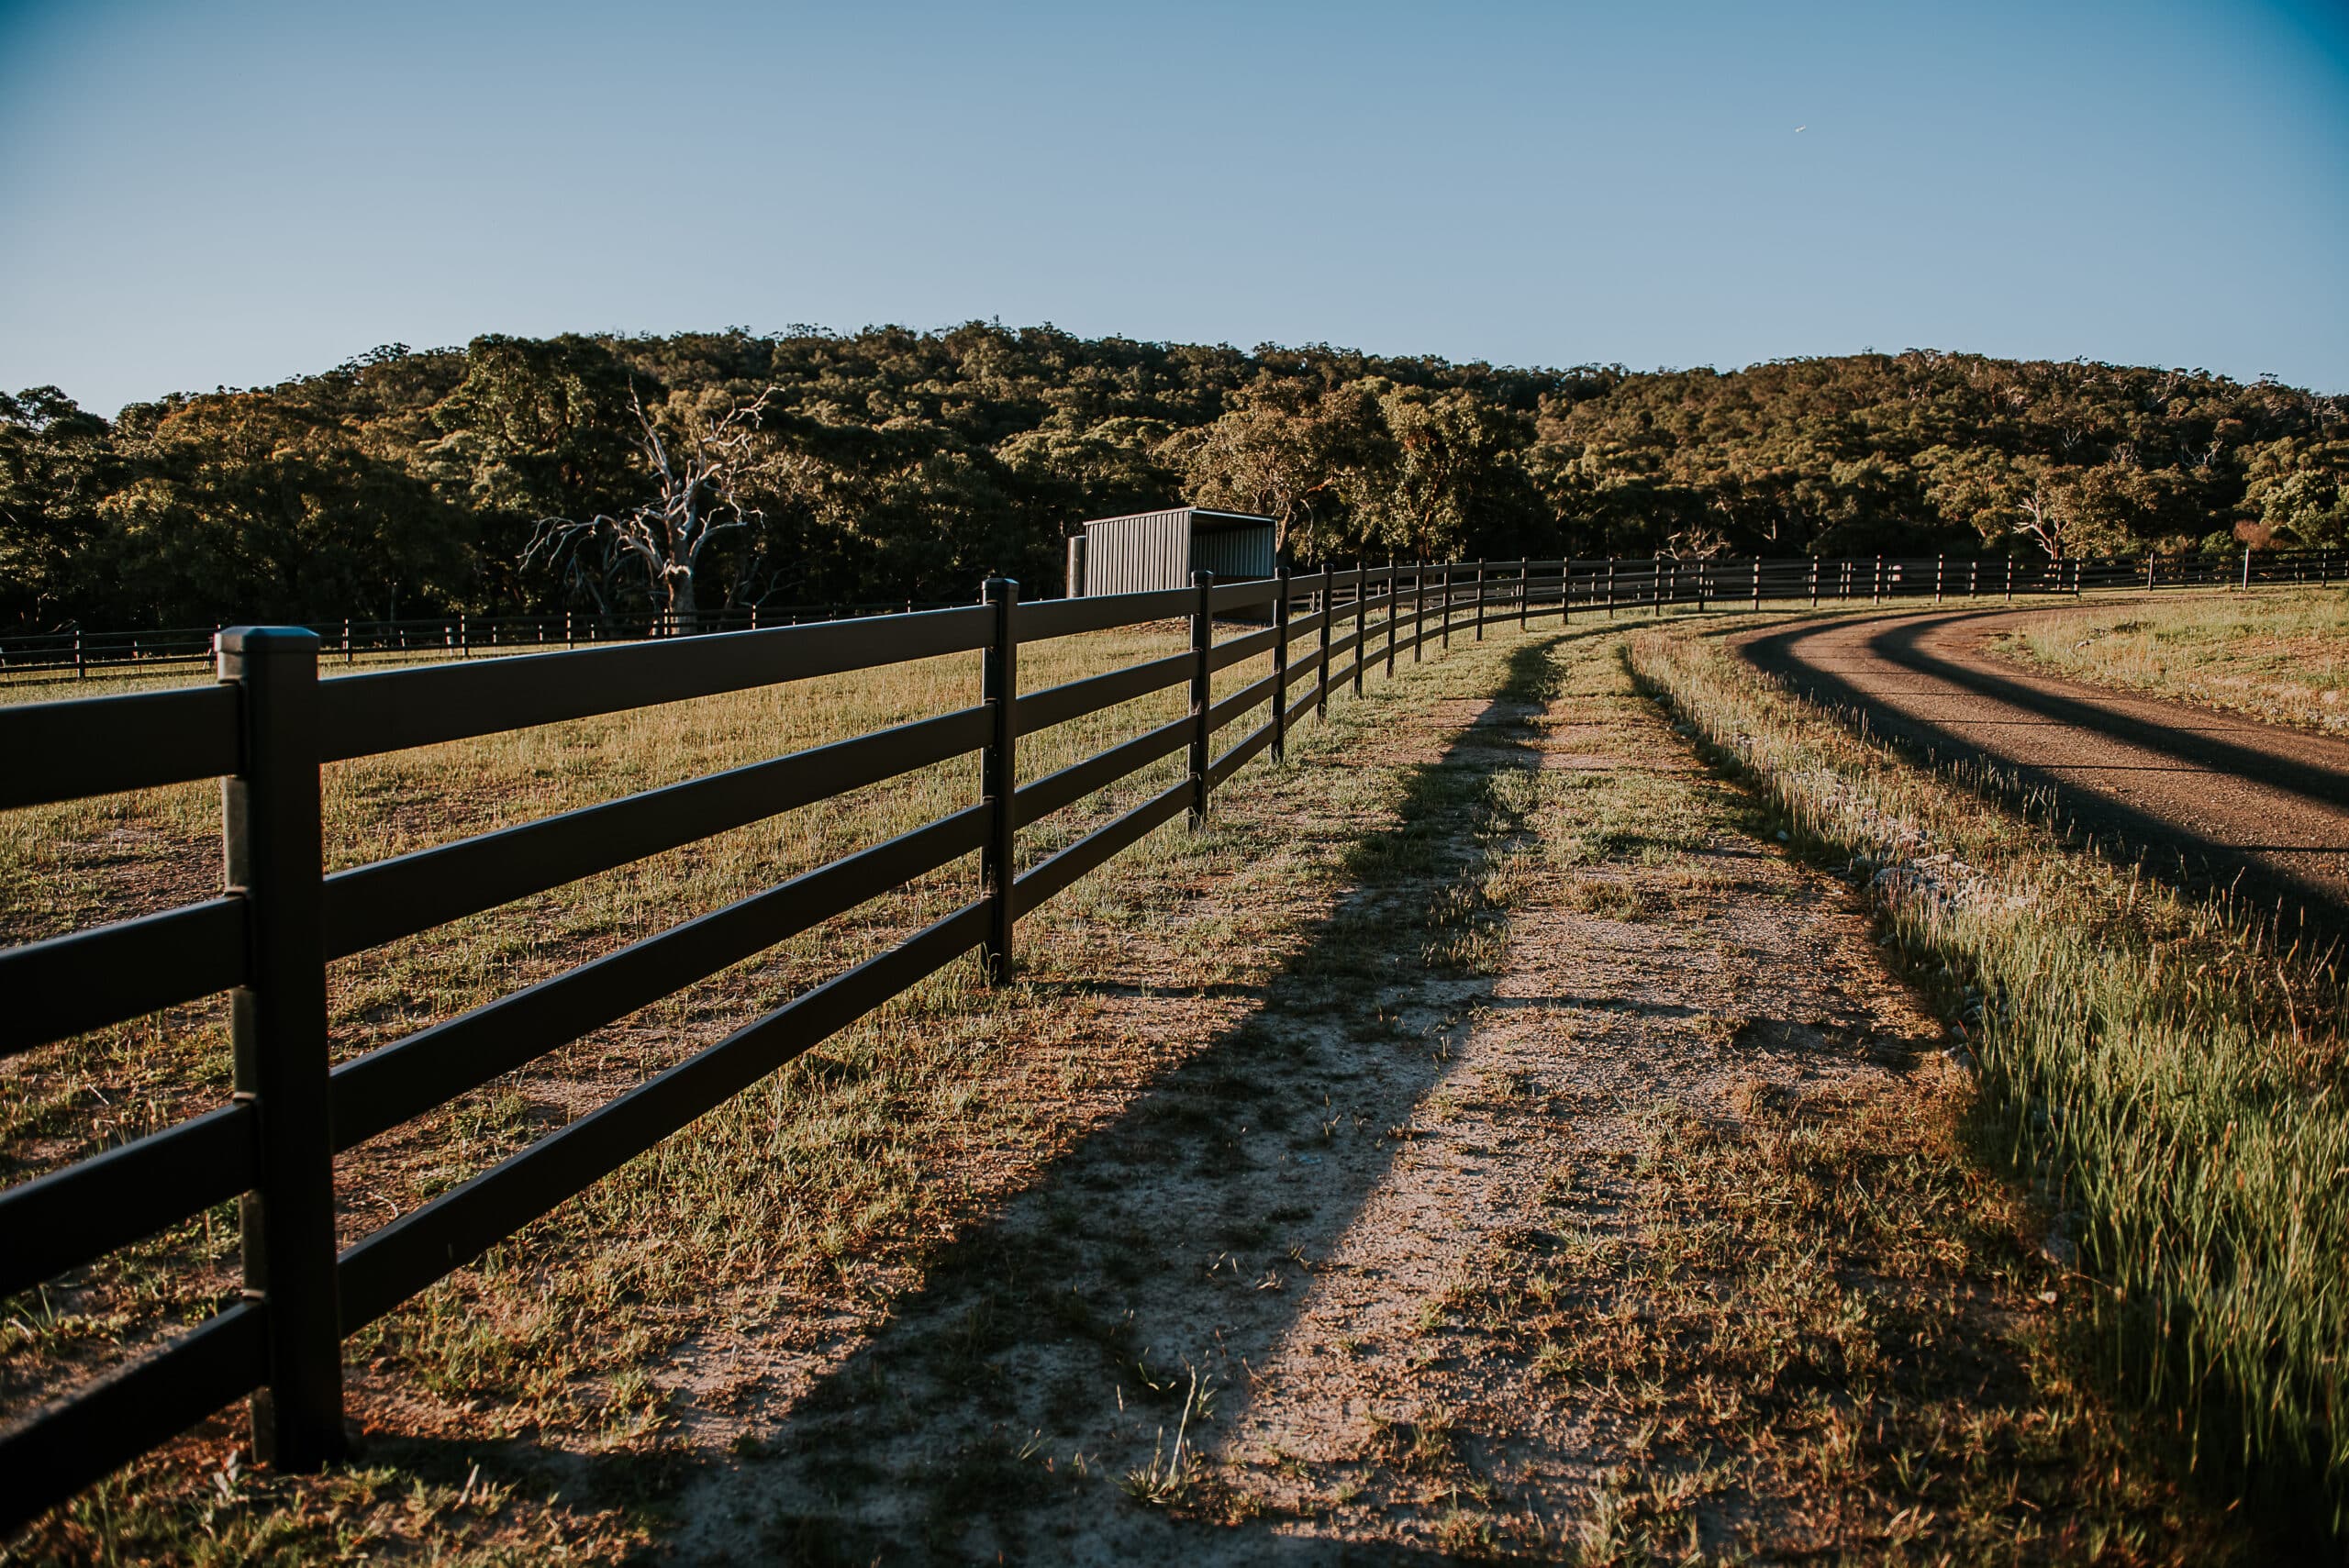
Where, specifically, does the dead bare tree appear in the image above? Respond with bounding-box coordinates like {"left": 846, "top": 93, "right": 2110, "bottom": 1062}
{"left": 526, "top": 385, "right": 774, "bottom": 629}
{"left": 2015, "top": 484, "right": 2065, "bottom": 560}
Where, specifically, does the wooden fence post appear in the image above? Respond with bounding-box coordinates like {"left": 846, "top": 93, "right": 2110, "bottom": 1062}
{"left": 1561, "top": 559, "right": 1572, "bottom": 625}
{"left": 1399, "top": 561, "right": 1419, "bottom": 666}
{"left": 1189, "top": 571, "right": 1214, "bottom": 827}
{"left": 1935, "top": 555, "right": 1945, "bottom": 605}
{"left": 1518, "top": 557, "right": 1530, "bottom": 629}
{"left": 1316, "top": 563, "right": 1333, "bottom": 719}
{"left": 2243, "top": 548, "right": 2251, "bottom": 592}
{"left": 1272, "top": 567, "right": 1292, "bottom": 762}
{"left": 1809, "top": 558, "right": 1820, "bottom": 607}
{"left": 217, "top": 627, "right": 346, "bottom": 1473}
{"left": 1351, "top": 562, "right": 1367, "bottom": 697}
{"left": 981, "top": 578, "right": 1019, "bottom": 983}
{"left": 1372, "top": 561, "right": 1390, "bottom": 675}
{"left": 1872, "top": 556, "right": 1882, "bottom": 605}
{"left": 1607, "top": 560, "right": 1616, "bottom": 619}
{"left": 1753, "top": 557, "right": 1762, "bottom": 612}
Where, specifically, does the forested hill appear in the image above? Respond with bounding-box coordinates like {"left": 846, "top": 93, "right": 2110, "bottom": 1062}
{"left": 4, "top": 325, "right": 2343, "bottom": 631}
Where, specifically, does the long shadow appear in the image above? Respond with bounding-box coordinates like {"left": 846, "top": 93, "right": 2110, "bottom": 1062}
{"left": 1741, "top": 609, "right": 2349, "bottom": 948}
{"left": 635, "top": 635, "right": 1577, "bottom": 1563}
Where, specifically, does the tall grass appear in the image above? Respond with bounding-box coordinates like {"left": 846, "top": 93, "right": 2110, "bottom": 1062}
{"left": 1984, "top": 586, "right": 2349, "bottom": 735}
{"left": 1629, "top": 623, "right": 2349, "bottom": 1528}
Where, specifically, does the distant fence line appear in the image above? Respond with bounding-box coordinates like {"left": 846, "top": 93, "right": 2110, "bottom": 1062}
{"left": 0, "top": 545, "right": 2340, "bottom": 1528}
{"left": 4, "top": 546, "right": 2337, "bottom": 681}
{"left": 0, "top": 598, "right": 960, "bottom": 681}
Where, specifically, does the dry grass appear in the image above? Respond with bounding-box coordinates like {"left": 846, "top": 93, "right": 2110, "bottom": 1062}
{"left": 0, "top": 606, "right": 1532, "bottom": 1562}
{"left": 1982, "top": 586, "right": 2349, "bottom": 734}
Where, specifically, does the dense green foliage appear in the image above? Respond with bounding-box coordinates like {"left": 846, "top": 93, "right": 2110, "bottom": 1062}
{"left": 4, "top": 326, "right": 2343, "bottom": 630}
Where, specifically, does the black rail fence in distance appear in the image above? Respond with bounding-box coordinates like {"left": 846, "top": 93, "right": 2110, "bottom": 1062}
{"left": 6, "top": 545, "right": 2339, "bottom": 682}
{"left": 0, "top": 548, "right": 2332, "bottom": 1531}
{"left": 0, "top": 597, "right": 963, "bottom": 682}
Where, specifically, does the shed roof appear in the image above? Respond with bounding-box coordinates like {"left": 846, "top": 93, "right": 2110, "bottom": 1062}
{"left": 1083, "top": 506, "right": 1273, "bottom": 535}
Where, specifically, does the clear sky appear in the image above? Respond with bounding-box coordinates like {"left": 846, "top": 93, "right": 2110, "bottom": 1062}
{"left": 3, "top": 0, "right": 2344, "bottom": 414}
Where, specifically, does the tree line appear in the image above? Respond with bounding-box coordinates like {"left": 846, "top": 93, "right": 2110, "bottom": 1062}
{"left": 3, "top": 325, "right": 2343, "bottom": 631}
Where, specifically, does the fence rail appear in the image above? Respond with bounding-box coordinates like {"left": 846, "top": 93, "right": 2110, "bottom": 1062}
{"left": 6, "top": 546, "right": 2337, "bottom": 681}
{"left": 0, "top": 549, "right": 2329, "bottom": 1530}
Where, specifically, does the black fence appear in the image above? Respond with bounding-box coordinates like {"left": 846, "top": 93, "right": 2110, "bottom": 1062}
{"left": 0, "top": 548, "right": 2336, "bottom": 1532}
{"left": 0, "top": 560, "right": 1538, "bottom": 1529}
{"left": 6, "top": 546, "right": 2338, "bottom": 682}
{"left": 0, "top": 598, "right": 959, "bottom": 682}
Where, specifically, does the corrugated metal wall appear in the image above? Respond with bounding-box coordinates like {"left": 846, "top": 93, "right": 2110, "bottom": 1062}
{"left": 1083, "top": 509, "right": 1193, "bottom": 595}
{"left": 1079, "top": 507, "right": 1277, "bottom": 595}
{"left": 1191, "top": 523, "right": 1276, "bottom": 582}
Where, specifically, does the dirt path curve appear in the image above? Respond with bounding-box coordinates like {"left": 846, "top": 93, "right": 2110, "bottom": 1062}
{"left": 1735, "top": 606, "right": 2349, "bottom": 943}
{"left": 652, "top": 631, "right": 2032, "bottom": 1562}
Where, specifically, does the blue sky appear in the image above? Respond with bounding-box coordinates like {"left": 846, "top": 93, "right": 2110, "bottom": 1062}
{"left": 2, "top": 0, "right": 2344, "bottom": 413}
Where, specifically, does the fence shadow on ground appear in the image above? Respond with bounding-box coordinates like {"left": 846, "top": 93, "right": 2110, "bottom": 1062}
{"left": 609, "top": 633, "right": 1575, "bottom": 1562}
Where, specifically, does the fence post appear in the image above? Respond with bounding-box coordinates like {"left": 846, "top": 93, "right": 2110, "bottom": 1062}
{"left": 1753, "top": 557, "right": 1762, "bottom": 612}
{"left": 1189, "top": 571, "right": 1214, "bottom": 828}
{"left": 1271, "top": 567, "right": 1292, "bottom": 762}
{"left": 1474, "top": 559, "right": 1487, "bottom": 641}
{"left": 1872, "top": 556, "right": 1882, "bottom": 605}
{"left": 1935, "top": 555, "right": 1945, "bottom": 604}
{"left": 341, "top": 618, "right": 351, "bottom": 663}
{"left": 1351, "top": 562, "right": 1367, "bottom": 697}
{"left": 2243, "top": 547, "right": 2251, "bottom": 592}
{"left": 1561, "top": 559, "right": 1572, "bottom": 625}
{"left": 1372, "top": 561, "right": 1390, "bottom": 675}
{"left": 1809, "top": 558, "right": 1820, "bottom": 607}
{"left": 1399, "top": 561, "right": 1419, "bottom": 666}
{"left": 980, "top": 578, "right": 1019, "bottom": 983}
{"left": 1607, "top": 560, "right": 1616, "bottom": 618}
{"left": 2146, "top": 554, "right": 2155, "bottom": 591}
{"left": 1969, "top": 559, "right": 1978, "bottom": 597}
{"left": 1316, "top": 563, "right": 1333, "bottom": 719}
{"left": 74, "top": 629, "right": 83, "bottom": 679}
{"left": 217, "top": 627, "right": 346, "bottom": 1473}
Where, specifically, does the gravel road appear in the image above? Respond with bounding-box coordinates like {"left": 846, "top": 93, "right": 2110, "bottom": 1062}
{"left": 1735, "top": 606, "right": 2349, "bottom": 947}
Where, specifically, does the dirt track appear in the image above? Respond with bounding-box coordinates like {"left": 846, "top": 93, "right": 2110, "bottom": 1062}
{"left": 1735, "top": 605, "right": 2349, "bottom": 944}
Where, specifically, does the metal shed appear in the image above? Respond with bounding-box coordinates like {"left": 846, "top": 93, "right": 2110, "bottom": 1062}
{"left": 1066, "top": 506, "right": 1277, "bottom": 597}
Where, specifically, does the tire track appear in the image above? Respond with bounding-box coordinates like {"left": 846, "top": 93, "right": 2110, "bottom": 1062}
{"left": 1735, "top": 606, "right": 2349, "bottom": 945}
